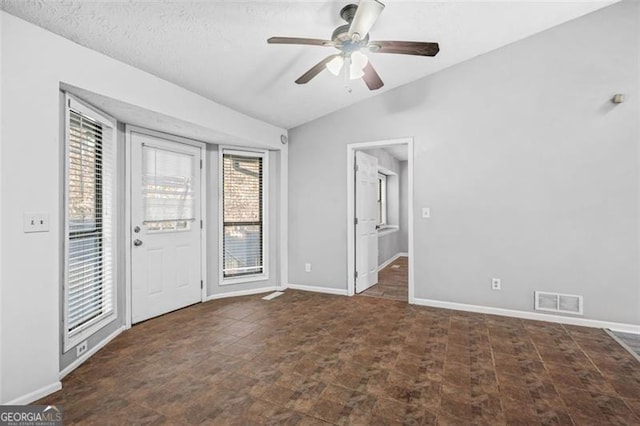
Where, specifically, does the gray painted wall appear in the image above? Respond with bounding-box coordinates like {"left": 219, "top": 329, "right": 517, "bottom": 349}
{"left": 206, "top": 144, "right": 220, "bottom": 294}
{"left": 399, "top": 161, "right": 409, "bottom": 255}
{"left": 288, "top": 1, "right": 639, "bottom": 324}
{"left": 378, "top": 231, "right": 401, "bottom": 266}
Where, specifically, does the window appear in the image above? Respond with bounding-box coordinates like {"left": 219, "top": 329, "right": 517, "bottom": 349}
{"left": 64, "top": 96, "right": 116, "bottom": 350}
{"left": 377, "top": 173, "right": 387, "bottom": 226}
{"left": 142, "top": 146, "right": 195, "bottom": 232}
{"left": 221, "top": 150, "right": 267, "bottom": 281}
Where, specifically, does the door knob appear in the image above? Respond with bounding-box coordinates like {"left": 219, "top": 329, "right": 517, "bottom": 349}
{"left": 133, "top": 239, "right": 143, "bottom": 247}
{"left": 133, "top": 226, "right": 141, "bottom": 233}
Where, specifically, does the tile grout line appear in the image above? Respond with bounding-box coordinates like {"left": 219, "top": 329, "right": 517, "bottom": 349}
{"left": 528, "top": 322, "right": 578, "bottom": 425}
{"left": 433, "top": 310, "right": 454, "bottom": 425}
{"left": 601, "top": 328, "right": 640, "bottom": 422}
{"left": 487, "top": 314, "right": 507, "bottom": 425}
{"left": 561, "top": 324, "right": 608, "bottom": 378}
{"left": 560, "top": 324, "right": 640, "bottom": 423}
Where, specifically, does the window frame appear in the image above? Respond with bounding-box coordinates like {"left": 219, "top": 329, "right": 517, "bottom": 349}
{"left": 63, "top": 95, "right": 117, "bottom": 351}
{"left": 377, "top": 172, "right": 388, "bottom": 226}
{"left": 218, "top": 147, "right": 269, "bottom": 285}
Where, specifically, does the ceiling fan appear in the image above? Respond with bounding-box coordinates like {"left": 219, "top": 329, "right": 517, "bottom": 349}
{"left": 267, "top": 0, "right": 439, "bottom": 91}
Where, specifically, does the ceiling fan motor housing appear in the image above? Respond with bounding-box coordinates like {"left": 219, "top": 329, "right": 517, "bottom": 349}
{"left": 340, "top": 4, "right": 358, "bottom": 23}
{"left": 334, "top": 4, "right": 369, "bottom": 52}
{"left": 332, "top": 26, "right": 369, "bottom": 52}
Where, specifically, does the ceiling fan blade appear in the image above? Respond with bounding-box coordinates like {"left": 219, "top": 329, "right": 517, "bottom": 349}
{"left": 295, "top": 54, "right": 341, "bottom": 84}
{"left": 348, "top": 0, "right": 385, "bottom": 41}
{"left": 267, "top": 37, "right": 333, "bottom": 47}
{"left": 368, "top": 41, "right": 440, "bottom": 57}
{"left": 362, "top": 62, "right": 384, "bottom": 90}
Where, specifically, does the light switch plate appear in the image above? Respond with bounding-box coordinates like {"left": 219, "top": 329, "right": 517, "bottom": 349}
{"left": 24, "top": 213, "right": 50, "bottom": 233}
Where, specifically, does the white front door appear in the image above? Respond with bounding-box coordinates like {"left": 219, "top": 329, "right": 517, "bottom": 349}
{"left": 355, "top": 151, "right": 379, "bottom": 293}
{"left": 130, "top": 131, "right": 202, "bottom": 323}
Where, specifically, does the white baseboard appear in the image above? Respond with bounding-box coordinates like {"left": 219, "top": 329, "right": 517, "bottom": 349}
{"left": 397, "top": 252, "right": 408, "bottom": 257}
{"left": 413, "top": 298, "right": 640, "bottom": 334}
{"left": 60, "top": 326, "right": 125, "bottom": 380}
{"left": 377, "top": 252, "right": 408, "bottom": 272}
{"left": 205, "top": 286, "right": 278, "bottom": 301}
{"left": 286, "top": 283, "right": 348, "bottom": 296}
{"left": 5, "top": 381, "right": 62, "bottom": 405}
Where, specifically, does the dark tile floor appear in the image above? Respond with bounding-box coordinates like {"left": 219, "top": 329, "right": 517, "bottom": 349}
{"left": 360, "top": 257, "right": 408, "bottom": 302}
{"left": 38, "top": 290, "right": 640, "bottom": 425}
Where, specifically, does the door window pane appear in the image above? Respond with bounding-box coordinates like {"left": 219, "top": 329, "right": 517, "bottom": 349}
{"left": 142, "top": 146, "right": 195, "bottom": 232}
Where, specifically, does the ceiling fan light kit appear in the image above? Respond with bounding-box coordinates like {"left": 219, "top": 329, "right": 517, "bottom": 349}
{"left": 326, "top": 56, "right": 344, "bottom": 76}
{"left": 267, "top": 0, "right": 440, "bottom": 91}
{"left": 325, "top": 51, "right": 368, "bottom": 80}
{"left": 350, "top": 51, "right": 368, "bottom": 78}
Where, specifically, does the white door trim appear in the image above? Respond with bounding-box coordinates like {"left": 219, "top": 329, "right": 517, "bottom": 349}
{"left": 124, "top": 125, "right": 207, "bottom": 329}
{"left": 346, "top": 138, "right": 415, "bottom": 303}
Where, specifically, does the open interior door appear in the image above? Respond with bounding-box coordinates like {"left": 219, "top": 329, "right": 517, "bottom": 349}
{"left": 355, "top": 151, "right": 379, "bottom": 293}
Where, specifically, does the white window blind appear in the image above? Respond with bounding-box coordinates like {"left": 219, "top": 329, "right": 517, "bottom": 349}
{"left": 65, "top": 98, "right": 116, "bottom": 347}
{"left": 222, "top": 152, "right": 264, "bottom": 278}
{"left": 142, "top": 146, "right": 195, "bottom": 232}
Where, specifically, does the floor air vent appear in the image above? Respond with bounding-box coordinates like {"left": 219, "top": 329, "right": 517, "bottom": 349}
{"left": 534, "top": 291, "right": 583, "bottom": 315}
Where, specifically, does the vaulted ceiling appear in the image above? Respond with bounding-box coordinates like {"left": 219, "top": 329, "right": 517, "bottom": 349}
{"left": 1, "top": 0, "right": 617, "bottom": 129}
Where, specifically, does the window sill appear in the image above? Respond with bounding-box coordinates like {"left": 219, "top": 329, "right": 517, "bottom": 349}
{"left": 64, "top": 311, "right": 117, "bottom": 352}
{"left": 377, "top": 225, "right": 399, "bottom": 236}
{"left": 220, "top": 273, "right": 269, "bottom": 286}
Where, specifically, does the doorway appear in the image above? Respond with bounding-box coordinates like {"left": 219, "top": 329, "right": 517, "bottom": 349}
{"left": 347, "top": 138, "right": 414, "bottom": 303}
{"left": 126, "top": 127, "right": 206, "bottom": 324}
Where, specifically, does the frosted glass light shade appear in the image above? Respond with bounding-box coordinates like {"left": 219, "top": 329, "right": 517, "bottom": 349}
{"left": 349, "top": 51, "right": 368, "bottom": 80}
{"left": 326, "top": 56, "right": 344, "bottom": 76}
{"left": 350, "top": 66, "right": 364, "bottom": 79}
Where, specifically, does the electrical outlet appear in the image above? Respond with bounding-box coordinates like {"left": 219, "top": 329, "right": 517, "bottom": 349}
{"left": 305, "top": 263, "right": 312, "bottom": 273}
{"left": 76, "top": 341, "right": 88, "bottom": 358}
{"left": 491, "top": 278, "right": 501, "bottom": 290}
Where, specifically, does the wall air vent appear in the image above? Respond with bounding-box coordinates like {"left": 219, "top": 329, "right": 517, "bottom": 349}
{"left": 534, "top": 291, "right": 583, "bottom": 315}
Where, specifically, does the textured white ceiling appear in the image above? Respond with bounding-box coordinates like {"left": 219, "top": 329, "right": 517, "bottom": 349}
{"left": 1, "top": 1, "right": 616, "bottom": 129}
